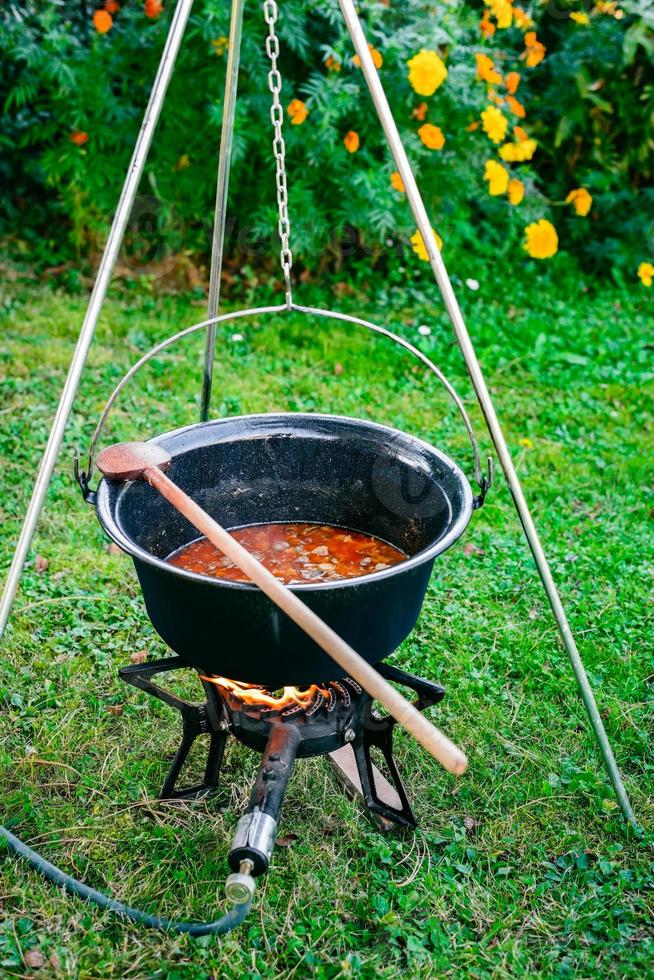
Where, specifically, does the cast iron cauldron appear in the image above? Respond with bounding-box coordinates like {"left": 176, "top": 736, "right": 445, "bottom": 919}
{"left": 94, "top": 413, "right": 473, "bottom": 686}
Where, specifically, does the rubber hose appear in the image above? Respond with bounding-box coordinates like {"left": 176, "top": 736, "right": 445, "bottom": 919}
{"left": 0, "top": 825, "right": 251, "bottom": 936}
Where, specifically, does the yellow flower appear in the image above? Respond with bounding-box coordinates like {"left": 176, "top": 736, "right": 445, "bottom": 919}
{"left": 520, "top": 138, "right": 538, "bottom": 160}
{"left": 637, "top": 262, "right": 654, "bottom": 287}
{"left": 211, "top": 35, "right": 229, "bottom": 56}
{"left": 344, "top": 130, "right": 360, "bottom": 153}
{"left": 353, "top": 43, "right": 383, "bottom": 70}
{"left": 390, "top": 171, "right": 405, "bottom": 193}
{"left": 288, "top": 99, "right": 309, "bottom": 125}
{"left": 570, "top": 11, "right": 590, "bottom": 23}
{"left": 524, "top": 219, "right": 558, "bottom": 259}
{"left": 524, "top": 31, "right": 546, "bottom": 68}
{"left": 481, "top": 105, "right": 508, "bottom": 144}
{"left": 418, "top": 123, "right": 445, "bottom": 150}
{"left": 484, "top": 160, "right": 510, "bottom": 196}
{"left": 508, "top": 178, "right": 525, "bottom": 205}
{"left": 519, "top": 437, "right": 534, "bottom": 449}
{"left": 594, "top": 1, "right": 623, "bottom": 17}
{"left": 513, "top": 7, "right": 534, "bottom": 29}
{"left": 486, "top": 0, "right": 513, "bottom": 29}
{"left": 411, "top": 228, "right": 443, "bottom": 262}
{"left": 499, "top": 137, "right": 537, "bottom": 162}
{"left": 175, "top": 154, "right": 190, "bottom": 171}
{"left": 476, "top": 53, "right": 502, "bottom": 85}
{"left": 407, "top": 49, "right": 448, "bottom": 96}
{"left": 566, "top": 188, "right": 592, "bottom": 216}
{"left": 505, "top": 71, "right": 521, "bottom": 94}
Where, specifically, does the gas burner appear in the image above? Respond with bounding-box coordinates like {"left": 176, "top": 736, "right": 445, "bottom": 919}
{"left": 204, "top": 676, "right": 363, "bottom": 722}
{"left": 119, "top": 656, "right": 444, "bottom": 900}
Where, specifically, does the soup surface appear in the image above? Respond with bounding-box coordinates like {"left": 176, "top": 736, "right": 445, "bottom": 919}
{"left": 167, "top": 522, "right": 407, "bottom": 584}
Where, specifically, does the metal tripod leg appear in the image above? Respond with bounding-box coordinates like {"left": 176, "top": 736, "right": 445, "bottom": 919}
{"left": 0, "top": 0, "right": 196, "bottom": 639}
{"left": 337, "top": 0, "right": 638, "bottom": 831}
{"left": 201, "top": 0, "right": 246, "bottom": 421}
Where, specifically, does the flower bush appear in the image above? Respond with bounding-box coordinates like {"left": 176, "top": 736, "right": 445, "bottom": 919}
{"left": 1, "top": 0, "right": 652, "bottom": 283}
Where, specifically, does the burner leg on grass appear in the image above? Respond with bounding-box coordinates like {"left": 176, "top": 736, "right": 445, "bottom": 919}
{"left": 159, "top": 725, "right": 227, "bottom": 801}
{"left": 330, "top": 664, "right": 446, "bottom": 830}
{"left": 119, "top": 657, "right": 229, "bottom": 801}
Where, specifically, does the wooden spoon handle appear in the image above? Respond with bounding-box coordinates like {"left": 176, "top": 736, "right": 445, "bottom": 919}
{"left": 146, "top": 466, "right": 468, "bottom": 776}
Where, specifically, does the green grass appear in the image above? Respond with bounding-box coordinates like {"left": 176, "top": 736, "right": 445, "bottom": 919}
{"left": 0, "top": 274, "right": 652, "bottom": 978}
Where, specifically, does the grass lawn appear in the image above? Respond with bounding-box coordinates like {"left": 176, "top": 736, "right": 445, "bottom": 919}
{"left": 0, "top": 272, "right": 652, "bottom": 978}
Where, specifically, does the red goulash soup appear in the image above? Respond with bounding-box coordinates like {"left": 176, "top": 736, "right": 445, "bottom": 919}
{"left": 167, "top": 522, "right": 407, "bottom": 585}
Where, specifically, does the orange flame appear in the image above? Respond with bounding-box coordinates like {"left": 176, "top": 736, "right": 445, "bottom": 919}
{"left": 202, "top": 675, "right": 328, "bottom": 710}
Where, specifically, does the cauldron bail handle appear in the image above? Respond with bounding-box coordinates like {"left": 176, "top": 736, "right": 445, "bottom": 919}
{"left": 73, "top": 303, "right": 494, "bottom": 506}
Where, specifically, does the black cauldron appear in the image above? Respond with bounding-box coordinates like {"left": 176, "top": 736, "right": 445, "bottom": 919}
{"left": 94, "top": 413, "right": 473, "bottom": 685}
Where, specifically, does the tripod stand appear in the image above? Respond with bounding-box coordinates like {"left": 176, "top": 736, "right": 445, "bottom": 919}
{"left": 0, "top": 0, "right": 638, "bottom": 830}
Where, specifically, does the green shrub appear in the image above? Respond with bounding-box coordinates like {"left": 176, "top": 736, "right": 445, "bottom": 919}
{"left": 1, "top": 0, "right": 652, "bottom": 281}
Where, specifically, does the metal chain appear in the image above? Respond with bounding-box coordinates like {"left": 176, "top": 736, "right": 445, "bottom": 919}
{"left": 262, "top": 0, "right": 293, "bottom": 307}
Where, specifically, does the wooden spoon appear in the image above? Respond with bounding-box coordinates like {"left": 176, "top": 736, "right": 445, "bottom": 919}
{"left": 97, "top": 441, "right": 468, "bottom": 776}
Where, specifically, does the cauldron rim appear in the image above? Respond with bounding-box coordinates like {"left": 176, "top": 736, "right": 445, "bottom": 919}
{"left": 95, "top": 412, "right": 474, "bottom": 592}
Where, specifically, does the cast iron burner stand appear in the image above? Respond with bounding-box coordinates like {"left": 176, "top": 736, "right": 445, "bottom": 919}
{"left": 119, "top": 656, "right": 444, "bottom": 892}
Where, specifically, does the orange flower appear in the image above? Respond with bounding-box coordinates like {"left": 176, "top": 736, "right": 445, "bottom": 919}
{"left": 391, "top": 171, "right": 406, "bottom": 193}
{"left": 325, "top": 55, "right": 341, "bottom": 72}
{"left": 506, "top": 95, "right": 526, "bottom": 118}
{"left": 288, "top": 99, "right": 309, "bottom": 125}
{"left": 92, "top": 9, "right": 112, "bottom": 32}
{"left": 524, "top": 31, "right": 546, "bottom": 68}
{"left": 104, "top": 0, "right": 120, "bottom": 11}
{"left": 566, "top": 187, "right": 592, "bottom": 216}
{"left": 144, "top": 0, "right": 163, "bottom": 18}
{"left": 466, "top": 120, "right": 480, "bottom": 132}
{"left": 476, "top": 53, "right": 502, "bottom": 85}
{"left": 480, "top": 12, "right": 496, "bottom": 37}
{"left": 412, "top": 102, "right": 428, "bottom": 121}
{"left": 344, "top": 130, "right": 360, "bottom": 153}
{"left": 70, "top": 131, "right": 89, "bottom": 146}
{"left": 508, "top": 178, "right": 525, "bottom": 205}
{"left": 418, "top": 123, "right": 445, "bottom": 150}
{"left": 514, "top": 125, "right": 529, "bottom": 142}
{"left": 505, "top": 71, "right": 521, "bottom": 95}
{"left": 353, "top": 43, "right": 383, "bottom": 70}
